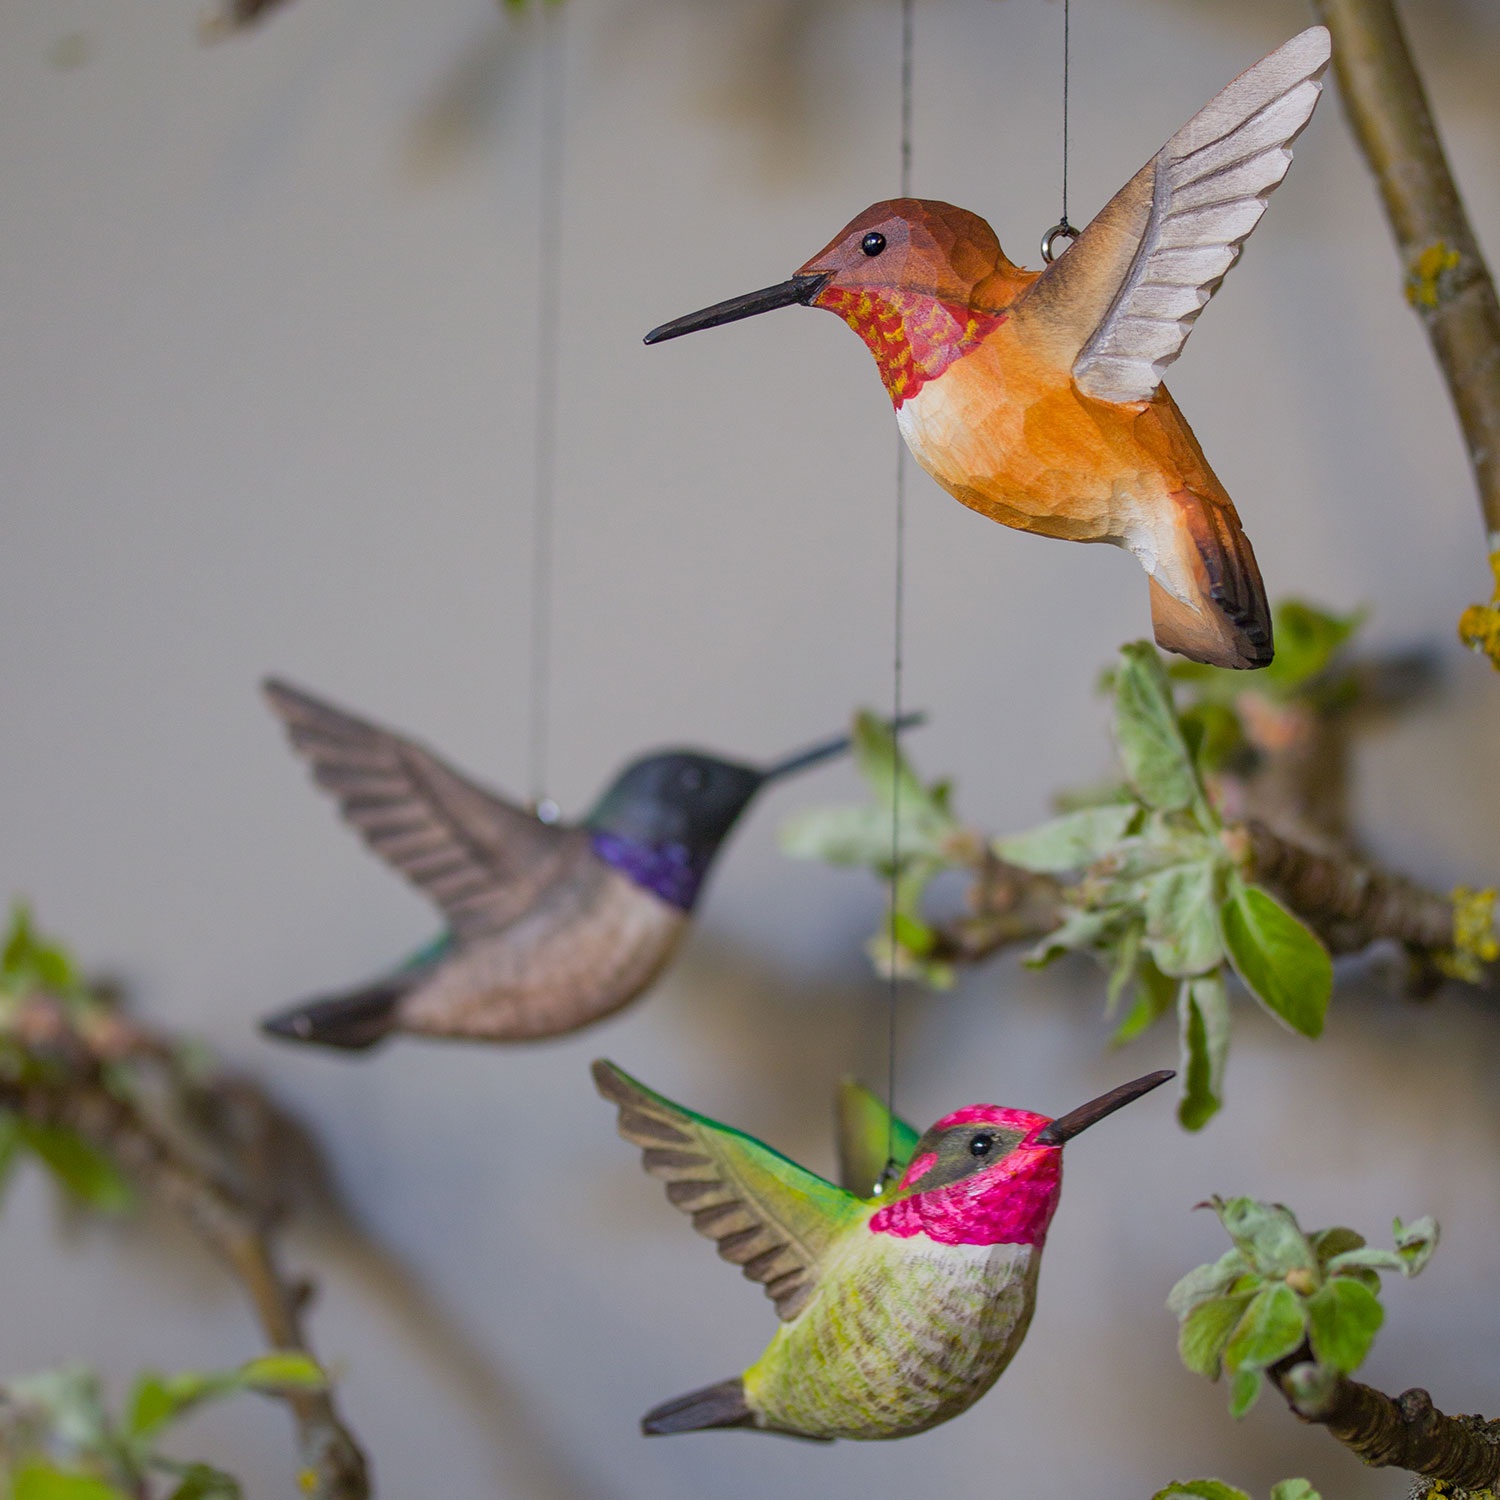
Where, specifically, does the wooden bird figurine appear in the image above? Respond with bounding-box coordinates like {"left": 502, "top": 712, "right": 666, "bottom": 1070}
{"left": 645, "top": 28, "right": 1332, "bottom": 670}
{"left": 261, "top": 681, "right": 913, "bottom": 1048}
{"left": 593, "top": 1060, "right": 1173, "bottom": 1441}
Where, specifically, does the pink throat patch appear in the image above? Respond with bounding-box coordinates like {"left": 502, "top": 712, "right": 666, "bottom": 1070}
{"left": 813, "top": 287, "right": 1003, "bottom": 408}
{"left": 868, "top": 1108, "right": 1063, "bottom": 1247}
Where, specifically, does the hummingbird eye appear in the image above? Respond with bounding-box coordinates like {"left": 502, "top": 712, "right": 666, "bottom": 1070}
{"left": 860, "top": 231, "right": 887, "bottom": 257}
{"left": 968, "top": 1132, "right": 995, "bottom": 1158}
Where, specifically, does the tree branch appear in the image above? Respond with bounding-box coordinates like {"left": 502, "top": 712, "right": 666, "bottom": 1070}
{"left": 1271, "top": 1356, "right": 1500, "bottom": 1490}
{"left": 1232, "top": 818, "right": 1454, "bottom": 955}
{"left": 1311, "top": 0, "right": 1500, "bottom": 665}
{"left": 1312, "top": 0, "right": 1500, "bottom": 541}
{"left": 0, "top": 1042, "right": 370, "bottom": 1500}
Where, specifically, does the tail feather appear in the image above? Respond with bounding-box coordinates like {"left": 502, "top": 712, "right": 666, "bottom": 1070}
{"left": 642, "top": 1377, "right": 755, "bottom": 1436}
{"left": 1149, "top": 489, "right": 1273, "bottom": 670}
{"left": 261, "top": 975, "right": 411, "bottom": 1051}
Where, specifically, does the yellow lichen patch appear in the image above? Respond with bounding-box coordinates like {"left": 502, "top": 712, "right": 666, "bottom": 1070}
{"left": 1437, "top": 886, "right": 1499, "bottom": 984}
{"left": 1406, "top": 241, "right": 1462, "bottom": 309}
{"left": 1458, "top": 552, "right": 1500, "bottom": 669}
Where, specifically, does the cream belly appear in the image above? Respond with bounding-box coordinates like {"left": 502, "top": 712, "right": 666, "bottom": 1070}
{"left": 743, "top": 1230, "right": 1041, "bottom": 1441}
{"left": 400, "top": 866, "right": 687, "bottom": 1041}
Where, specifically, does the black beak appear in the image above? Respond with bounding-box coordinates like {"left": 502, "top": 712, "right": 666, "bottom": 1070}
{"left": 1033, "top": 1070, "right": 1175, "bottom": 1146}
{"left": 644, "top": 273, "right": 831, "bottom": 346}
{"left": 760, "top": 711, "right": 927, "bottom": 784}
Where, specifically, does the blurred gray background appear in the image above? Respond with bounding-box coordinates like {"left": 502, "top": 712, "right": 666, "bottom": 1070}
{"left": 3, "top": 0, "right": 1499, "bottom": 1493}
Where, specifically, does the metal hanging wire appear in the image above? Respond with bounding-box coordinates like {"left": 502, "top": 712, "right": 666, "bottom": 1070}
{"left": 1040, "top": 0, "right": 1079, "bottom": 264}
{"left": 882, "top": 0, "right": 916, "bottom": 1187}
{"left": 529, "top": 1, "right": 567, "bottom": 822}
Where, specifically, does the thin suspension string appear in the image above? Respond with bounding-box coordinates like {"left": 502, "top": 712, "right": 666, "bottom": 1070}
{"left": 528, "top": 0, "right": 567, "bottom": 816}
{"left": 1061, "top": 0, "right": 1071, "bottom": 230}
{"left": 1041, "top": 0, "right": 1078, "bottom": 264}
{"left": 884, "top": 0, "right": 915, "bottom": 1184}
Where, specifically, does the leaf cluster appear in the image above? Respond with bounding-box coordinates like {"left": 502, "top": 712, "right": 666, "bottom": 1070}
{"left": 1153, "top": 1479, "right": 1320, "bottom": 1500}
{"left": 779, "top": 711, "right": 978, "bottom": 988}
{"left": 1000, "top": 645, "right": 1333, "bottom": 1129}
{"left": 1169, "top": 1196, "right": 1438, "bottom": 1418}
{"left": 0, "top": 908, "right": 135, "bottom": 1216}
{"left": 0, "top": 1356, "right": 325, "bottom": 1500}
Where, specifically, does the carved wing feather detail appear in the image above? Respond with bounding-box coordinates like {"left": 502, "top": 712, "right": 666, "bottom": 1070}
{"left": 1021, "top": 27, "right": 1330, "bottom": 405}
{"left": 263, "top": 679, "right": 580, "bottom": 940}
{"left": 593, "top": 1060, "right": 864, "bottom": 1322}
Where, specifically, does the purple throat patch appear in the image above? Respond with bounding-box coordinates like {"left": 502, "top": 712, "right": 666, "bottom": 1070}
{"left": 589, "top": 832, "right": 709, "bottom": 911}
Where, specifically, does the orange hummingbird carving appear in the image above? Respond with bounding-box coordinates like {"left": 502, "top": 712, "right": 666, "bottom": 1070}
{"left": 646, "top": 28, "right": 1332, "bottom": 670}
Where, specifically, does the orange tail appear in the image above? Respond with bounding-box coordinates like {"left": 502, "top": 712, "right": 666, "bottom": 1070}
{"left": 1147, "top": 489, "right": 1273, "bottom": 670}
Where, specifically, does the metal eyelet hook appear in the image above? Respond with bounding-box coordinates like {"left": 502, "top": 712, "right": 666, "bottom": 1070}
{"left": 1041, "top": 220, "right": 1080, "bottom": 265}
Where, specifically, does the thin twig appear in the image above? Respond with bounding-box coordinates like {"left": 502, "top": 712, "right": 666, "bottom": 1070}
{"left": 1270, "top": 1354, "right": 1500, "bottom": 1489}
{"left": 0, "top": 1064, "right": 370, "bottom": 1500}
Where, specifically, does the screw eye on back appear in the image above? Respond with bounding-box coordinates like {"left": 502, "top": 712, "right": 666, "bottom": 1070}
{"left": 861, "top": 231, "right": 887, "bottom": 257}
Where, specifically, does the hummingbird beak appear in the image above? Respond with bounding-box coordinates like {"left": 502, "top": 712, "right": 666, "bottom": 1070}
{"left": 1033, "top": 1069, "right": 1175, "bottom": 1146}
{"left": 644, "top": 273, "right": 832, "bottom": 345}
{"left": 759, "top": 711, "right": 927, "bottom": 784}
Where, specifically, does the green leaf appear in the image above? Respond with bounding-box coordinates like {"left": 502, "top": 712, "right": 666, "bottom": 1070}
{"left": 234, "top": 1354, "right": 325, "bottom": 1392}
{"left": 1309, "top": 1226, "right": 1365, "bottom": 1265}
{"left": 778, "top": 806, "right": 900, "bottom": 867}
{"left": 1152, "top": 1484, "right": 1251, "bottom": 1500}
{"left": 1023, "top": 906, "right": 1124, "bottom": 969}
{"left": 1261, "top": 600, "right": 1363, "bottom": 697}
{"left": 1393, "top": 1215, "right": 1440, "bottom": 1276}
{"left": 0, "top": 1110, "right": 21, "bottom": 1206}
{"left": 126, "top": 1372, "right": 175, "bottom": 1439}
{"left": 1113, "top": 952, "right": 1177, "bottom": 1044}
{"left": 1105, "top": 921, "right": 1143, "bottom": 1017}
{"left": 994, "top": 804, "right": 1136, "bottom": 873}
{"left": 1223, "top": 1283, "right": 1307, "bottom": 1372}
{"left": 1168, "top": 1247, "right": 1250, "bottom": 1321}
{"left": 16, "top": 1122, "right": 134, "bottom": 1213}
{"left": 1212, "top": 1198, "right": 1316, "bottom": 1276}
{"left": 1113, "top": 643, "right": 1202, "bottom": 813}
{"left": 1269, "top": 1481, "right": 1321, "bottom": 1500}
{"left": 1220, "top": 879, "right": 1332, "bottom": 1038}
{"left": 1324, "top": 1246, "right": 1404, "bottom": 1277}
{"left": 1228, "top": 1365, "right": 1262, "bottom": 1418}
{"left": 1178, "top": 1293, "right": 1252, "bottom": 1377}
{"left": 778, "top": 804, "right": 952, "bottom": 868}
{"left": 1177, "top": 974, "right": 1229, "bottom": 1130}
{"left": 1306, "top": 1277, "right": 1383, "bottom": 1373}
{"left": 1144, "top": 862, "right": 1224, "bottom": 977}
{"left": 12, "top": 1464, "right": 125, "bottom": 1500}
{"left": 164, "top": 1464, "right": 242, "bottom": 1500}
{"left": 1179, "top": 700, "right": 1248, "bottom": 774}
{"left": 851, "top": 711, "right": 947, "bottom": 829}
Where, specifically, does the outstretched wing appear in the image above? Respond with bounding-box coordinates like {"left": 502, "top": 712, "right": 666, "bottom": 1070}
{"left": 264, "top": 679, "right": 583, "bottom": 941}
{"left": 1016, "top": 26, "right": 1330, "bottom": 404}
{"left": 834, "top": 1079, "right": 920, "bottom": 1199}
{"left": 593, "top": 1060, "right": 863, "bottom": 1321}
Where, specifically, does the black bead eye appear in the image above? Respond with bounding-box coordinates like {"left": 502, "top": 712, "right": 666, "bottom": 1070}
{"left": 861, "top": 231, "right": 887, "bottom": 257}
{"left": 969, "top": 1133, "right": 994, "bottom": 1158}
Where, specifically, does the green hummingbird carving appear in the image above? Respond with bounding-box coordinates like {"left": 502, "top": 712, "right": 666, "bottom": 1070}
{"left": 593, "top": 1060, "right": 1173, "bottom": 1441}
{"left": 261, "top": 681, "right": 916, "bottom": 1049}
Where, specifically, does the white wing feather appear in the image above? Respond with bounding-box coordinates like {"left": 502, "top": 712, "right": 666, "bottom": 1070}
{"left": 1071, "top": 26, "right": 1331, "bottom": 404}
